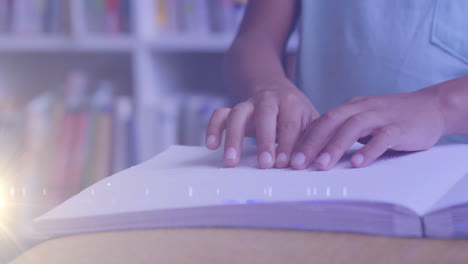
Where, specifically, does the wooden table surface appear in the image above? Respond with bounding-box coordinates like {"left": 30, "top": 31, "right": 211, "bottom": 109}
{"left": 10, "top": 228, "right": 468, "bottom": 264}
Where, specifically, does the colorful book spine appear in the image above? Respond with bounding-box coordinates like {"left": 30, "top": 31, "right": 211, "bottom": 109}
{"left": 67, "top": 110, "right": 89, "bottom": 196}
{"left": 43, "top": 0, "right": 60, "bottom": 34}
{"left": 155, "top": 0, "right": 170, "bottom": 33}
{"left": 0, "top": 0, "right": 11, "bottom": 33}
{"left": 82, "top": 81, "right": 114, "bottom": 187}
{"left": 119, "top": 0, "right": 131, "bottom": 33}
{"left": 0, "top": 0, "right": 133, "bottom": 35}
{"left": 112, "top": 96, "right": 133, "bottom": 173}
{"left": 156, "top": 0, "right": 248, "bottom": 35}
{"left": 0, "top": 72, "right": 138, "bottom": 224}
{"left": 50, "top": 72, "right": 89, "bottom": 204}
{"left": 50, "top": 111, "right": 75, "bottom": 204}
{"left": 105, "top": 0, "right": 120, "bottom": 34}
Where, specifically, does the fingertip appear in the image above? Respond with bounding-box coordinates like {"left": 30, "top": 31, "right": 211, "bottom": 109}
{"left": 314, "top": 152, "right": 332, "bottom": 171}
{"left": 224, "top": 160, "right": 237, "bottom": 168}
{"left": 290, "top": 152, "right": 307, "bottom": 170}
{"left": 258, "top": 151, "right": 274, "bottom": 169}
{"left": 274, "top": 152, "right": 289, "bottom": 168}
{"left": 314, "top": 162, "right": 327, "bottom": 171}
{"left": 224, "top": 147, "right": 238, "bottom": 167}
{"left": 350, "top": 153, "right": 365, "bottom": 168}
{"left": 206, "top": 135, "right": 219, "bottom": 150}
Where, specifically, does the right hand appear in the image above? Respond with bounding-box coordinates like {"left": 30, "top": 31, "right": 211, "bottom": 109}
{"left": 205, "top": 79, "right": 320, "bottom": 169}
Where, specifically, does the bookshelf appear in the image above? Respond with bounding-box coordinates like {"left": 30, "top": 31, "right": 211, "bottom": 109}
{"left": 0, "top": 0, "right": 299, "bottom": 236}
{"left": 0, "top": 0, "right": 300, "bottom": 260}
{"left": 0, "top": 1, "right": 300, "bottom": 180}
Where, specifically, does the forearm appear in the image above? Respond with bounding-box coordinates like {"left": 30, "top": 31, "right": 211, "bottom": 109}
{"left": 222, "top": 0, "right": 300, "bottom": 101}
{"left": 432, "top": 75, "right": 468, "bottom": 135}
{"left": 224, "top": 34, "right": 293, "bottom": 101}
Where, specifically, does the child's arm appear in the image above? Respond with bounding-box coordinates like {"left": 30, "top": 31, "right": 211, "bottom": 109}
{"left": 206, "top": 0, "right": 319, "bottom": 169}
{"left": 224, "top": 0, "right": 298, "bottom": 99}
{"left": 289, "top": 75, "right": 468, "bottom": 171}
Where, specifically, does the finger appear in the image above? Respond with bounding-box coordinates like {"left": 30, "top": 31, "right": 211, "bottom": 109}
{"left": 291, "top": 106, "right": 360, "bottom": 170}
{"left": 206, "top": 108, "right": 230, "bottom": 150}
{"left": 224, "top": 102, "right": 254, "bottom": 167}
{"left": 275, "top": 110, "right": 308, "bottom": 168}
{"left": 350, "top": 125, "right": 400, "bottom": 168}
{"left": 244, "top": 121, "right": 256, "bottom": 138}
{"left": 315, "top": 112, "right": 384, "bottom": 170}
{"left": 255, "top": 101, "right": 279, "bottom": 169}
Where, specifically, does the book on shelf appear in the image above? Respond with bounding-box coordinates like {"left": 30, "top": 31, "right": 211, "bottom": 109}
{"left": 0, "top": 71, "right": 136, "bottom": 217}
{"left": 51, "top": 71, "right": 89, "bottom": 202}
{"left": 33, "top": 142, "right": 468, "bottom": 239}
{"left": 77, "top": 0, "right": 132, "bottom": 36}
{"left": 0, "top": 0, "right": 131, "bottom": 36}
{"left": 81, "top": 81, "right": 114, "bottom": 189}
{"left": 112, "top": 95, "right": 134, "bottom": 173}
{"left": 0, "top": 0, "right": 70, "bottom": 35}
{"left": 154, "top": 0, "right": 248, "bottom": 36}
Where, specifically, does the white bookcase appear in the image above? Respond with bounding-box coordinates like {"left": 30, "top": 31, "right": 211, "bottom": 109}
{"left": 0, "top": 2, "right": 300, "bottom": 260}
{"left": 0, "top": 0, "right": 299, "bottom": 162}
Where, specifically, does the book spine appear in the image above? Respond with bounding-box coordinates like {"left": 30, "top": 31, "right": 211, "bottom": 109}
{"left": 21, "top": 93, "right": 52, "bottom": 196}
{"left": 81, "top": 104, "right": 98, "bottom": 189}
{"left": 94, "top": 110, "right": 113, "bottom": 181}
{"left": 82, "top": 0, "right": 108, "bottom": 35}
{"left": 112, "top": 96, "right": 132, "bottom": 173}
{"left": 58, "top": 0, "right": 71, "bottom": 34}
{"left": 0, "top": 0, "right": 10, "bottom": 33}
{"left": 206, "top": 0, "right": 223, "bottom": 34}
{"left": 154, "top": 0, "right": 169, "bottom": 33}
{"left": 30, "top": 0, "right": 45, "bottom": 34}
{"left": 11, "top": 0, "right": 27, "bottom": 34}
{"left": 105, "top": 0, "right": 120, "bottom": 34}
{"left": 50, "top": 113, "right": 75, "bottom": 204}
{"left": 119, "top": 0, "right": 131, "bottom": 33}
{"left": 50, "top": 72, "right": 89, "bottom": 203}
{"left": 137, "top": 100, "right": 160, "bottom": 161}
{"left": 85, "top": 81, "right": 114, "bottom": 185}
{"left": 167, "top": 0, "right": 180, "bottom": 33}
{"left": 41, "top": 99, "right": 65, "bottom": 196}
{"left": 70, "top": 0, "right": 87, "bottom": 37}
{"left": 43, "top": 0, "right": 60, "bottom": 34}
{"left": 195, "top": 0, "right": 210, "bottom": 34}
{"left": 96, "top": 0, "right": 107, "bottom": 33}
{"left": 67, "top": 110, "right": 89, "bottom": 196}
{"left": 181, "top": 0, "right": 194, "bottom": 34}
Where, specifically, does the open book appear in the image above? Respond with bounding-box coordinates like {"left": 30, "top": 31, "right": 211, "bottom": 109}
{"left": 35, "top": 143, "right": 468, "bottom": 238}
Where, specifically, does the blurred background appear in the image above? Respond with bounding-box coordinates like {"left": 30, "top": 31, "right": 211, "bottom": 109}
{"left": 0, "top": 0, "right": 298, "bottom": 261}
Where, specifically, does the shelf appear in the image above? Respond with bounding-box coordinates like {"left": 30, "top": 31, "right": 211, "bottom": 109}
{"left": 0, "top": 35, "right": 136, "bottom": 53}
{"left": 73, "top": 36, "right": 137, "bottom": 52}
{"left": 150, "top": 34, "right": 299, "bottom": 53}
{"left": 0, "top": 34, "right": 300, "bottom": 54}
{"left": 150, "top": 34, "right": 235, "bottom": 52}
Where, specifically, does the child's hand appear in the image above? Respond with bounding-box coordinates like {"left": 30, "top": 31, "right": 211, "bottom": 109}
{"left": 206, "top": 80, "right": 319, "bottom": 169}
{"left": 290, "top": 88, "right": 447, "bottom": 171}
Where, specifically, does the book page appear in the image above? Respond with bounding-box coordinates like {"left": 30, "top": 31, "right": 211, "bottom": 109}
{"left": 427, "top": 172, "right": 468, "bottom": 213}
{"left": 37, "top": 143, "right": 468, "bottom": 222}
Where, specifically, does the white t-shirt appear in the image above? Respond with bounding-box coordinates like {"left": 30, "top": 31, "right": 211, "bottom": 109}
{"left": 297, "top": 0, "right": 468, "bottom": 143}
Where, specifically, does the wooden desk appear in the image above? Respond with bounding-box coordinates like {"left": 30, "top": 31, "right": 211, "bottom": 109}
{"left": 10, "top": 229, "right": 468, "bottom": 264}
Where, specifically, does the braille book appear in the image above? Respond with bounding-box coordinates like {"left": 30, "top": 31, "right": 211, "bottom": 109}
{"left": 34, "top": 143, "right": 468, "bottom": 238}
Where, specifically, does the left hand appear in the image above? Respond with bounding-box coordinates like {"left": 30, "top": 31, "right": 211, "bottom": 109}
{"left": 290, "top": 88, "right": 447, "bottom": 170}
